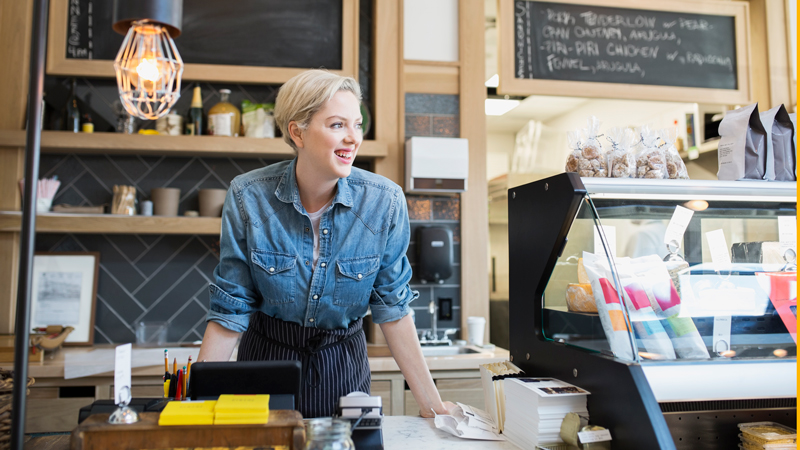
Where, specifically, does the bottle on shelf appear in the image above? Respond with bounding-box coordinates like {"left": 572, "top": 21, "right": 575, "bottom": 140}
{"left": 186, "top": 86, "right": 204, "bottom": 136}
{"left": 64, "top": 78, "right": 80, "bottom": 133}
{"left": 208, "top": 89, "right": 240, "bottom": 137}
{"left": 81, "top": 113, "right": 94, "bottom": 133}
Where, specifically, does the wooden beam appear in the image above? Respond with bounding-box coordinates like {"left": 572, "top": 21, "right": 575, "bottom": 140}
{"left": 404, "top": 64, "right": 460, "bottom": 95}
{"left": 459, "top": 0, "right": 490, "bottom": 339}
{"left": 373, "top": 0, "right": 402, "bottom": 185}
{"left": 749, "top": 0, "right": 772, "bottom": 109}
{"left": 0, "top": 0, "right": 34, "bottom": 130}
{"left": 0, "top": 0, "right": 34, "bottom": 335}
{"left": 764, "top": 0, "right": 793, "bottom": 109}
{"left": 0, "top": 233, "right": 19, "bottom": 334}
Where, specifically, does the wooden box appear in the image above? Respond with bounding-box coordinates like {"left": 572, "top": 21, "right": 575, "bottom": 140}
{"left": 71, "top": 411, "right": 305, "bottom": 450}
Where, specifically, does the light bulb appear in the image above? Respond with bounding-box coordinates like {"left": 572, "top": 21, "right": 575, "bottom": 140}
{"left": 136, "top": 58, "right": 160, "bottom": 82}
{"left": 113, "top": 21, "right": 183, "bottom": 120}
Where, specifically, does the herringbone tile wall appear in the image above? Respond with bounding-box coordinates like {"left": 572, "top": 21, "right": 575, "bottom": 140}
{"left": 36, "top": 154, "right": 284, "bottom": 344}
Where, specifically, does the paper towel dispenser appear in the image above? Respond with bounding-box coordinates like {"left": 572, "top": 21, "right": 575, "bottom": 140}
{"left": 416, "top": 226, "right": 453, "bottom": 284}
{"left": 405, "top": 136, "right": 468, "bottom": 193}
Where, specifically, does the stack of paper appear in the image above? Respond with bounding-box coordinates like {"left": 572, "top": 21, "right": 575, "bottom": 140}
{"left": 214, "top": 394, "right": 270, "bottom": 425}
{"left": 158, "top": 400, "right": 217, "bottom": 426}
{"left": 502, "top": 378, "right": 589, "bottom": 448}
{"left": 479, "top": 361, "right": 523, "bottom": 432}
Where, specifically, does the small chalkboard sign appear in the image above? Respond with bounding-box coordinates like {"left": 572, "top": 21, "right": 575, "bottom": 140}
{"left": 48, "top": 0, "right": 359, "bottom": 84}
{"left": 498, "top": 0, "right": 751, "bottom": 103}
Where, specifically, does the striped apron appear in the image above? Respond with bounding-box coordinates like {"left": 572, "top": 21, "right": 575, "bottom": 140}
{"left": 237, "top": 311, "right": 371, "bottom": 418}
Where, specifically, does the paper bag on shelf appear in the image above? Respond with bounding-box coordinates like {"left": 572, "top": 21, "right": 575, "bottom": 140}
{"left": 479, "top": 360, "right": 523, "bottom": 432}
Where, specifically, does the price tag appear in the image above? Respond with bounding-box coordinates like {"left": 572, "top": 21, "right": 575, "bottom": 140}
{"left": 114, "top": 343, "right": 132, "bottom": 405}
{"left": 712, "top": 315, "right": 732, "bottom": 353}
{"left": 578, "top": 429, "right": 612, "bottom": 443}
{"left": 664, "top": 206, "right": 694, "bottom": 246}
{"left": 778, "top": 216, "right": 797, "bottom": 254}
{"left": 594, "top": 225, "right": 616, "bottom": 257}
{"left": 705, "top": 229, "right": 731, "bottom": 272}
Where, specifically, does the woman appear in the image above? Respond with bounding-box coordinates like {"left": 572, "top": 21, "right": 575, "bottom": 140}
{"left": 197, "top": 69, "right": 455, "bottom": 418}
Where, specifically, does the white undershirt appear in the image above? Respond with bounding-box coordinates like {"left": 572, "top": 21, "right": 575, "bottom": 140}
{"left": 307, "top": 197, "right": 334, "bottom": 270}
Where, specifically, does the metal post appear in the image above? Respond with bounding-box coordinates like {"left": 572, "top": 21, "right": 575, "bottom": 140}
{"left": 11, "top": 0, "right": 49, "bottom": 448}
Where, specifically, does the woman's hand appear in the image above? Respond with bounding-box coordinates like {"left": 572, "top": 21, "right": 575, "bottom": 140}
{"left": 419, "top": 400, "right": 458, "bottom": 418}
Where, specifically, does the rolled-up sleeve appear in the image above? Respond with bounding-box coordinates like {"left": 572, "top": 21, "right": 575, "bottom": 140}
{"left": 207, "top": 184, "right": 258, "bottom": 332}
{"left": 369, "top": 188, "right": 418, "bottom": 323}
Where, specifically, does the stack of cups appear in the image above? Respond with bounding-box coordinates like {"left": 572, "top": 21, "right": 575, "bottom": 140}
{"left": 467, "top": 316, "right": 486, "bottom": 347}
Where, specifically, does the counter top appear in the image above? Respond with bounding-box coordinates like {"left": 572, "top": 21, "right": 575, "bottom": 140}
{"left": 384, "top": 415, "right": 517, "bottom": 450}
{"left": 25, "top": 345, "right": 509, "bottom": 380}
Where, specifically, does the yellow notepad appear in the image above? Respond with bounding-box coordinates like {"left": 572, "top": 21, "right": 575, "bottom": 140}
{"left": 158, "top": 400, "right": 217, "bottom": 426}
{"left": 214, "top": 413, "right": 270, "bottom": 425}
{"left": 214, "top": 394, "right": 270, "bottom": 414}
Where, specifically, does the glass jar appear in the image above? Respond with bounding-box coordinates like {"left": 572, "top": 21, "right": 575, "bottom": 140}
{"left": 207, "top": 89, "right": 241, "bottom": 137}
{"left": 304, "top": 418, "right": 355, "bottom": 450}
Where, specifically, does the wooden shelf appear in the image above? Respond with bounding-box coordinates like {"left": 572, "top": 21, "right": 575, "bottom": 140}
{"left": 0, "top": 212, "right": 221, "bottom": 235}
{"left": 0, "top": 130, "right": 388, "bottom": 159}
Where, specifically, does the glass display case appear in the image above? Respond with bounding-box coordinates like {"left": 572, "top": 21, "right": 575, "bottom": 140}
{"left": 508, "top": 173, "right": 796, "bottom": 450}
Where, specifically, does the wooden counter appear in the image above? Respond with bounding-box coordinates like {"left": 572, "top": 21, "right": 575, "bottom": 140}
{"left": 22, "top": 345, "right": 509, "bottom": 431}
{"left": 24, "top": 415, "right": 519, "bottom": 450}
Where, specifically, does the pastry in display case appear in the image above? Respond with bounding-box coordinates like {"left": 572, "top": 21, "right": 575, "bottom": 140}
{"left": 508, "top": 173, "right": 796, "bottom": 450}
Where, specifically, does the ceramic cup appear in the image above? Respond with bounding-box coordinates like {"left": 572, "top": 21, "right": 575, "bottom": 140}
{"left": 151, "top": 187, "right": 180, "bottom": 216}
{"left": 467, "top": 316, "right": 486, "bottom": 347}
{"left": 198, "top": 188, "right": 227, "bottom": 217}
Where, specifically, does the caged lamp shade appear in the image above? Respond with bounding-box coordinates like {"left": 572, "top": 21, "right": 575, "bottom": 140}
{"left": 112, "top": 0, "right": 184, "bottom": 120}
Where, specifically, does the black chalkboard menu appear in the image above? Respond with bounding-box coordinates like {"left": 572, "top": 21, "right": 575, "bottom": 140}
{"left": 512, "top": 1, "right": 738, "bottom": 90}
{"left": 65, "top": 0, "right": 343, "bottom": 70}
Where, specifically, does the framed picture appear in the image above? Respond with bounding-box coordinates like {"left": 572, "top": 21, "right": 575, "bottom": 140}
{"left": 31, "top": 252, "right": 99, "bottom": 346}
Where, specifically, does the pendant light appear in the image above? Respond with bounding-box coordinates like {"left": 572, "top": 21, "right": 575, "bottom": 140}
{"left": 112, "top": 0, "right": 184, "bottom": 120}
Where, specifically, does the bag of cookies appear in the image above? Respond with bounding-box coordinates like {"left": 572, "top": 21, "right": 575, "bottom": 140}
{"left": 636, "top": 126, "right": 667, "bottom": 179}
{"left": 659, "top": 127, "right": 690, "bottom": 179}
{"left": 580, "top": 116, "right": 608, "bottom": 177}
{"left": 606, "top": 127, "right": 636, "bottom": 178}
{"left": 564, "top": 130, "right": 584, "bottom": 174}
{"left": 565, "top": 117, "right": 609, "bottom": 177}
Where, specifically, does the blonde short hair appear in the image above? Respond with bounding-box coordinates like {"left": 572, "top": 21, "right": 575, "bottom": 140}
{"left": 274, "top": 69, "right": 362, "bottom": 151}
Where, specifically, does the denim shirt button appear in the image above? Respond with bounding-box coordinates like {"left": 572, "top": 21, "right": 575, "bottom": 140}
{"left": 357, "top": 273, "right": 363, "bottom": 279}
{"left": 322, "top": 229, "right": 329, "bottom": 235}
{"left": 321, "top": 262, "right": 326, "bottom": 268}
{"left": 305, "top": 261, "right": 309, "bottom": 265}
{"left": 269, "top": 267, "right": 275, "bottom": 273}
{"left": 309, "top": 318, "right": 315, "bottom": 323}
{"left": 313, "top": 295, "right": 319, "bottom": 300}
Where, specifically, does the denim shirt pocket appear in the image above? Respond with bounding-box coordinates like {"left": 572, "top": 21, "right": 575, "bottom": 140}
{"left": 251, "top": 250, "right": 297, "bottom": 305}
{"left": 333, "top": 255, "right": 381, "bottom": 307}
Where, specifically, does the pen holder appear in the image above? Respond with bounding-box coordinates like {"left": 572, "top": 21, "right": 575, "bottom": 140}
{"left": 111, "top": 185, "right": 137, "bottom": 215}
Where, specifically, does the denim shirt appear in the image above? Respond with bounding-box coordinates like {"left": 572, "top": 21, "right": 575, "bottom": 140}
{"left": 207, "top": 158, "right": 417, "bottom": 331}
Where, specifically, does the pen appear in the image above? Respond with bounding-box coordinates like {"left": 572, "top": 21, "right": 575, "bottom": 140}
{"left": 164, "top": 349, "right": 169, "bottom": 374}
{"left": 175, "top": 369, "right": 183, "bottom": 401}
{"left": 163, "top": 379, "right": 170, "bottom": 398}
{"left": 182, "top": 366, "right": 187, "bottom": 400}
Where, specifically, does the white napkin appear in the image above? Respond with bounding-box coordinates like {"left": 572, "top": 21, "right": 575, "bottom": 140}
{"left": 433, "top": 402, "right": 505, "bottom": 441}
